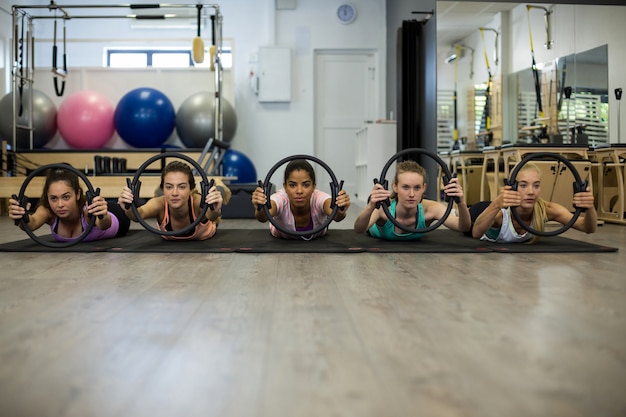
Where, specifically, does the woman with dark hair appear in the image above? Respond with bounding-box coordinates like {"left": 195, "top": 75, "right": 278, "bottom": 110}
{"left": 8, "top": 165, "right": 130, "bottom": 242}
{"left": 354, "top": 160, "right": 470, "bottom": 240}
{"left": 118, "top": 160, "right": 223, "bottom": 240}
{"left": 251, "top": 159, "right": 351, "bottom": 239}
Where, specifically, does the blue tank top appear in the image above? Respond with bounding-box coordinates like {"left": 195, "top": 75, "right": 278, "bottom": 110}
{"left": 368, "top": 200, "right": 426, "bottom": 240}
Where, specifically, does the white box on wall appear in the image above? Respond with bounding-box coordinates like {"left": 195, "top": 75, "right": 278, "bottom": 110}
{"left": 258, "top": 47, "right": 291, "bottom": 103}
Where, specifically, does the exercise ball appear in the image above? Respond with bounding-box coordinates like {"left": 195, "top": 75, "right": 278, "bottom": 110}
{"left": 222, "top": 149, "right": 256, "bottom": 184}
{"left": 57, "top": 90, "right": 115, "bottom": 149}
{"left": 0, "top": 88, "right": 57, "bottom": 149}
{"left": 114, "top": 87, "right": 175, "bottom": 148}
{"left": 176, "top": 92, "right": 237, "bottom": 148}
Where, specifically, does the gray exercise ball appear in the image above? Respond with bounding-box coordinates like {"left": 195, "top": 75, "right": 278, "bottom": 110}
{"left": 175, "top": 92, "right": 237, "bottom": 148}
{"left": 0, "top": 88, "right": 57, "bottom": 149}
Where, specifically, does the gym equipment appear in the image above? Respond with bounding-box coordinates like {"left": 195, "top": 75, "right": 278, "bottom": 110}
{"left": 564, "top": 86, "right": 572, "bottom": 143}
{"left": 52, "top": 15, "right": 68, "bottom": 97}
{"left": 192, "top": 4, "right": 204, "bottom": 64}
{"left": 616, "top": 88, "right": 622, "bottom": 144}
{"left": 176, "top": 92, "right": 237, "bottom": 148}
{"left": 222, "top": 149, "right": 256, "bottom": 183}
{"left": 445, "top": 44, "right": 474, "bottom": 149}
{"left": 57, "top": 90, "right": 115, "bottom": 149}
{"left": 126, "top": 152, "right": 212, "bottom": 237}
{"left": 114, "top": 87, "right": 176, "bottom": 148}
{"left": 526, "top": 5, "right": 545, "bottom": 122}
{"left": 12, "top": 163, "right": 99, "bottom": 248}
{"left": 479, "top": 28, "right": 496, "bottom": 135}
{"left": 209, "top": 14, "right": 217, "bottom": 71}
{"left": 376, "top": 148, "right": 455, "bottom": 234}
{"left": 10, "top": 3, "right": 225, "bottom": 152}
{"left": 258, "top": 154, "right": 343, "bottom": 239}
{"left": 0, "top": 89, "right": 57, "bottom": 149}
{"left": 506, "top": 152, "right": 587, "bottom": 237}
{"left": 478, "top": 27, "right": 499, "bottom": 67}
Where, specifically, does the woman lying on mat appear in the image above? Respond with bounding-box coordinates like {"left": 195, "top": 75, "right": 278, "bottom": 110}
{"left": 471, "top": 162, "right": 597, "bottom": 243}
{"left": 251, "top": 159, "right": 351, "bottom": 239}
{"left": 8, "top": 166, "right": 130, "bottom": 242}
{"left": 354, "top": 160, "right": 470, "bottom": 240}
{"left": 118, "top": 161, "right": 223, "bottom": 240}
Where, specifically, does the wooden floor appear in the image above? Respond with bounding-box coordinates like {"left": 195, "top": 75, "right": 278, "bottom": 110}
{"left": 0, "top": 205, "right": 625, "bottom": 417}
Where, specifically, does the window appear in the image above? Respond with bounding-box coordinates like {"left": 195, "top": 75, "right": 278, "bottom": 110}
{"left": 105, "top": 46, "right": 232, "bottom": 69}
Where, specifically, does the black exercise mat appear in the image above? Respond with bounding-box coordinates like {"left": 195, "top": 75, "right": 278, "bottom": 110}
{"left": 0, "top": 229, "right": 617, "bottom": 253}
{"left": 477, "top": 236, "right": 619, "bottom": 253}
{"left": 352, "top": 231, "right": 617, "bottom": 253}
{"left": 0, "top": 236, "right": 111, "bottom": 252}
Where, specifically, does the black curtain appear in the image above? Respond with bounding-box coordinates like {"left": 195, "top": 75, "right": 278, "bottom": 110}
{"left": 396, "top": 19, "right": 438, "bottom": 198}
{"left": 397, "top": 20, "right": 423, "bottom": 153}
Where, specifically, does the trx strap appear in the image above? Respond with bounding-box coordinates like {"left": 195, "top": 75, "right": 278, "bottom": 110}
{"left": 52, "top": 16, "right": 67, "bottom": 97}
{"left": 479, "top": 28, "right": 493, "bottom": 132}
{"left": 527, "top": 5, "right": 544, "bottom": 121}
{"left": 18, "top": 13, "right": 25, "bottom": 116}
{"left": 453, "top": 45, "right": 460, "bottom": 143}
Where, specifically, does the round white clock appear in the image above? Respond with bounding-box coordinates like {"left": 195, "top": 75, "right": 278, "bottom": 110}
{"left": 336, "top": 3, "right": 357, "bottom": 25}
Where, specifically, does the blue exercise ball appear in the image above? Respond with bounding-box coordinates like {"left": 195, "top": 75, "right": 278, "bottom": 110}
{"left": 0, "top": 89, "right": 57, "bottom": 149}
{"left": 222, "top": 149, "right": 256, "bottom": 184}
{"left": 114, "top": 87, "right": 175, "bottom": 148}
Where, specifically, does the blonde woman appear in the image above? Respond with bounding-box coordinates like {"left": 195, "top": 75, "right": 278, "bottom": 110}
{"left": 471, "top": 162, "right": 597, "bottom": 243}
{"left": 354, "top": 160, "right": 470, "bottom": 240}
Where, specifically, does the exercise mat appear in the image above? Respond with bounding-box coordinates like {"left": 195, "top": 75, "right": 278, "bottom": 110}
{"left": 0, "top": 229, "right": 617, "bottom": 253}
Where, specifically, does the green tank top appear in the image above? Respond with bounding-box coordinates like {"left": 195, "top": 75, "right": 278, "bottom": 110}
{"left": 368, "top": 200, "right": 426, "bottom": 240}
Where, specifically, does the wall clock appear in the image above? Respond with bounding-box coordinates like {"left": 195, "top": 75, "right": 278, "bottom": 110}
{"left": 336, "top": 3, "right": 357, "bottom": 25}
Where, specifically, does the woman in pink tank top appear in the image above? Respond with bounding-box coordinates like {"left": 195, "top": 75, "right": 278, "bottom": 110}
{"left": 251, "top": 159, "right": 351, "bottom": 239}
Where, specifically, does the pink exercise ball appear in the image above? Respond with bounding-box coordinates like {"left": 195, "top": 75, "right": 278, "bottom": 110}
{"left": 57, "top": 90, "right": 115, "bottom": 149}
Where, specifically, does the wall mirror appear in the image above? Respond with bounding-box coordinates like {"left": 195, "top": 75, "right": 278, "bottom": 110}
{"left": 436, "top": 2, "right": 612, "bottom": 151}
{"left": 515, "top": 44, "right": 608, "bottom": 146}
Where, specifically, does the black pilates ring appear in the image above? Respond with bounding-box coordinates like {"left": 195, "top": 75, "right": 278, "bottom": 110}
{"left": 376, "top": 148, "right": 455, "bottom": 234}
{"left": 505, "top": 152, "right": 587, "bottom": 237}
{"left": 14, "top": 163, "right": 98, "bottom": 248}
{"left": 127, "top": 152, "right": 212, "bottom": 237}
{"left": 259, "top": 154, "right": 342, "bottom": 238}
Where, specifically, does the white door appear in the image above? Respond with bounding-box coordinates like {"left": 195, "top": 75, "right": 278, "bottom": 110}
{"left": 314, "top": 51, "right": 377, "bottom": 197}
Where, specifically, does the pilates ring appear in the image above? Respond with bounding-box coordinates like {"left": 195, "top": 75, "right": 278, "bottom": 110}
{"left": 14, "top": 163, "right": 98, "bottom": 248}
{"left": 259, "top": 154, "right": 343, "bottom": 238}
{"left": 127, "top": 152, "right": 212, "bottom": 237}
{"left": 376, "top": 148, "right": 455, "bottom": 234}
{"left": 506, "top": 152, "right": 587, "bottom": 237}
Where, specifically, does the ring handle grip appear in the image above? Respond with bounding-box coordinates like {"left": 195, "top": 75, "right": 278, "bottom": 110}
{"left": 11, "top": 194, "right": 30, "bottom": 226}
{"left": 86, "top": 187, "right": 105, "bottom": 220}
{"left": 201, "top": 178, "right": 216, "bottom": 211}
{"left": 573, "top": 179, "right": 589, "bottom": 212}
{"left": 442, "top": 172, "right": 461, "bottom": 204}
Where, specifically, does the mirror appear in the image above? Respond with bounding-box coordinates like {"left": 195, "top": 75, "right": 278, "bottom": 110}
{"left": 436, "top": 2, "right": 613, "bottom": 151}
{"left": 515, "top": 45, "right": 608, "bottom": 146}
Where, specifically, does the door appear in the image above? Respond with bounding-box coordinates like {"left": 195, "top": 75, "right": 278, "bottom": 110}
{"left": 314, "top": 51, "right": 377, "bottom": 197}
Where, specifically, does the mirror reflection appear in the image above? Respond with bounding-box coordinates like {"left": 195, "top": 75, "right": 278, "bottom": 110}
{"left": 516, "top": 44, "right": 608, "bottom": 146}
{"left": 436, "top": 2, "right": 616, "bottom": 151}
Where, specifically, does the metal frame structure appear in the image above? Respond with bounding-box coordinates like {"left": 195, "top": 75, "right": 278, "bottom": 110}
{"left": 9, "top": 2, "right": 224, "bottom": 159}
